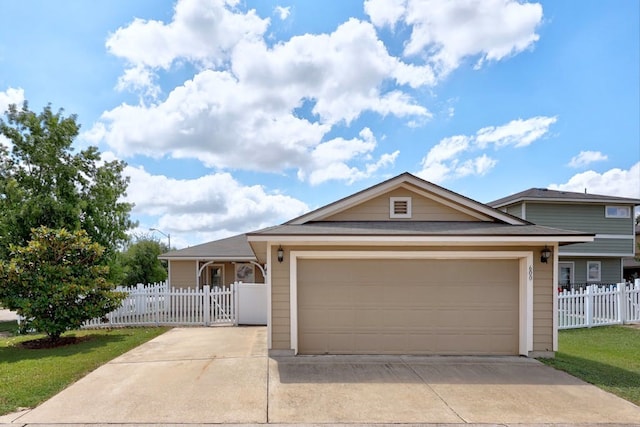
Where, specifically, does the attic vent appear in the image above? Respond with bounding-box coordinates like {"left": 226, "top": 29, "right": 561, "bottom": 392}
{"left": 390, "top": 197, "right": 412, "bottom": 219}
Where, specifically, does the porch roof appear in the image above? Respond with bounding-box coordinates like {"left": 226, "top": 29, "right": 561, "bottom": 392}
{"left": 159, "top": 233, "right": 256, "bottom": 261}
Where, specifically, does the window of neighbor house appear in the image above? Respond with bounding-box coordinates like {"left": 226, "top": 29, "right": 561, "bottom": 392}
{"left": 605, "top": 206, "right": 630, "bottom": 218}
{"left": 559, "top": 262, "right": 574, "bottom": 286}
{"left": 587, "top": 261, "right": 601, "bottom": 282}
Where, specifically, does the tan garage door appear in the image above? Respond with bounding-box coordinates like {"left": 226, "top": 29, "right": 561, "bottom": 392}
{"left": 298, "top": 258, "right": 519, "bottom": 355}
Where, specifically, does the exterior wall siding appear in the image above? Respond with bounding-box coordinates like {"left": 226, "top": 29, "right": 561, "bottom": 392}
{"left": 559, "top": 257, "right": 622, "bottom": 283}
{"left": 169, "top": 260, "right": 196, "bottom": 289}
{"left": 271, "top": 244, "right": 291, "bottom": 350}
{"left": 506, "top": 202, "right": 635, "bottom": 273}
{"left": 270, "top": 244, "right": 554, "bottom": 355}
{"left": 324, "top": 187, "right": 479, "bottom": 222}
{"left": 525, "top": 202, "right": 633, "bottom": 235}
{"left": 532, "top": 254, "right": 553, "bottom": 352}
{"left": 560, "top": 238, "right": 634, "bottom": 255}
{"left": 506, "top": 205, "right": 522, "bottom": 217}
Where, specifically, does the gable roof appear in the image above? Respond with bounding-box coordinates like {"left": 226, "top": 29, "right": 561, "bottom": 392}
{"left": 489, "top": 188, "right": 640, "bottom": 208}
{"left": 159, "top": 233, "right": 255, "bottom": 261}
{"left": 288, "top": 172, "right": 529, "bottom": 225}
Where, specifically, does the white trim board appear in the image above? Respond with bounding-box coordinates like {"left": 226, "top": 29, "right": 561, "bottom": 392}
{"left": 250, "top": 235, "right": 592, "bottom": 244}
{"left": 560, "top": 252, "right": 633, "bottom": 257}
{"left": 288, "top": 250, "right": 534, "bottom": 357}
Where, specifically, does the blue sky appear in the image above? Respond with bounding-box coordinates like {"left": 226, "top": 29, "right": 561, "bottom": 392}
{"left": 1, "top": 0, "right": 638, "bottom": 248}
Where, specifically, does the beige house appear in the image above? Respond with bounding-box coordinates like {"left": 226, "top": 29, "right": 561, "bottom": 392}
{"left": 246, "top": 173, "right": 593, "bottom": 357}
{"left": 160, "top": 234, "right": 265, "bottom": 289}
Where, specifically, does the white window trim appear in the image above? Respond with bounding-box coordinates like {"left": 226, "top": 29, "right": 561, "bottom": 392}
{"left": 605, "top": 205, "right": 630, "bottom": 218}
{"left": 558, "top": 261, "right": 574, "bottom": 285}
{"left": 389, "top": 196, "right": 412, "bottom": 219}
{"left": 586, "top": 260, "right": 602, "bottom": 282}
{"left": 289, "top": 250, "right": 534, "bottom": 357}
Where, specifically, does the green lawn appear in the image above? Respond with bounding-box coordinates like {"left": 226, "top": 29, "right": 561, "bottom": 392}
{"left": 540, "top": 326, "right": 640, "bottom": 406}
{"left": 0, "top": 322, "right": 169, "bottom": 415}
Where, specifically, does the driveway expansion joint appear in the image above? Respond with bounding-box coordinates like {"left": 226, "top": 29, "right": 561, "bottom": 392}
{"left": 400, "top": 357, "right": 468, "bottom": 424}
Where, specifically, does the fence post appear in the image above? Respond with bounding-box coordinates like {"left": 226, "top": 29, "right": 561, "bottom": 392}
{"left": 617, "top": 282, "right": 626, "bottom": 324}
{"left": 585, "top": 285, "right": 593, "bottom": 328}
{"left": 229, "top": 282, "right": 242, "bottom": 326}
{"left": 203, "top": 285, "right": 211, "bottom": 326}
{"left": 233, "top": 282, "right": 239, "bottom": 326}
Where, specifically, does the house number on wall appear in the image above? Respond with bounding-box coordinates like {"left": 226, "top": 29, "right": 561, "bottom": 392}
{"left": 529, "top": 266, "right": 533, "bottom": 280}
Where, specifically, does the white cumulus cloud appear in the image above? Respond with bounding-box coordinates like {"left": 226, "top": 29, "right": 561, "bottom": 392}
{"left": 417, "top": 115, "right": 556, "bottom": 183}
{"left": 549, "top": 162, "right": 640, "bottom": 199}
{"left": 567, "top": 150, "right": 608, "bottom": 168}
{"left": 0, "top": 87, "right": 25, "bottom": 112}
{"left": 365, "top": 0, "right": 543, "bottom": 79}
{"left": 92, "top": 0, "right": 548, "bottom": 188}
{"left": 274, "top": 6, "right": 291, "bottom": 20}
{"left": 106, "top": 0, "right": 268, "bottom": 70}
{"left": 476, "top": 116, "right": 557, "bottom": 148}
{"left": 124, "top": 165, "right": 309, "bottom": 243}
{"left": 94, "top": 10, "right": 432, "bottom": 185}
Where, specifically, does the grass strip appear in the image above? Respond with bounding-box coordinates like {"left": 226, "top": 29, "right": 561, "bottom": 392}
{"left": 0, "top": 324, "right": 169, "bottom": 415}
{"left": 540, "top": 326, "right": 640, "bottom": 406}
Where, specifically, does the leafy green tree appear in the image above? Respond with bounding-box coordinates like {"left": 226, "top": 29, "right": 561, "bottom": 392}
{"left": 119, "top": 235, "right": 168, "bottom": 287}
{"left": 0, "top": 102, "right": 135, "bottom": 263}
{"left": 0, "top": 227, "right": 125, "bottom": 340}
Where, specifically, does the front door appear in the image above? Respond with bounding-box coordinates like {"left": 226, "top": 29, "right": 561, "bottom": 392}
{"left": 209, "top": 265, "right": 224, "bottom": 287}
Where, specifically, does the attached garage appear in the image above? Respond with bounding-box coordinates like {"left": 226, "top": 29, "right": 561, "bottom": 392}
{"left": 246, "top": 172, "right": 594, "bottom": 357}
{"left": 297, "top": 258, "right": 519, "bottom": 355}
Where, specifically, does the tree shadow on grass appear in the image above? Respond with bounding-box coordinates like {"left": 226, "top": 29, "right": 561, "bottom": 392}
{"left": 0, "top": 330, "right": 129, "bottom": 363}
{"left": 542, "top": 353, "right": 640, "bottom": 405}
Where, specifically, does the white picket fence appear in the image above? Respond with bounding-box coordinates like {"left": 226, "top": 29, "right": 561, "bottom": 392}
{"left": 83, "top": 281, "right": 236, "bottom": 328}
{"left": 558, "top": 280, "right": 640, "bottom": 329}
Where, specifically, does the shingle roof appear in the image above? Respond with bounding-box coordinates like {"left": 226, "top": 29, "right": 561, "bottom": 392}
{"left": 247, "top": 221, "right": 591, "bottom": 237}
{"left": 159, "top": 233, "right": 255, "bottom": 259}
{"left": 489, "top": 188, "right": 640, "bottom": 208}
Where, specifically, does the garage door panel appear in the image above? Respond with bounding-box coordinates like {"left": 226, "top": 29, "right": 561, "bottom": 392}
{"left": 298, "top": 258, "right": 519, "bottom": 355}
{"left": 300, "top": 308, "right": 355, "bottom": 328}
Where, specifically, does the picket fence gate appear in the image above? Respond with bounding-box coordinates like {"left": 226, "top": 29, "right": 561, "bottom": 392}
{"left": 558, "top": 279, "right": 640, "bottom": 329}
{"left": 83, "top": 282, "right": 236, "bottom": 328}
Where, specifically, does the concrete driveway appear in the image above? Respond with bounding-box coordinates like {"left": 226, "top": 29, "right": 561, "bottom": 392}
{"left": 5, "top": 326, "right": 640, "bottom": 425}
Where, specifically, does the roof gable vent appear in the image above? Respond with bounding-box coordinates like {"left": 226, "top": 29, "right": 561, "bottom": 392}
{"left": 390, "top": 196, "right": 412, "bottom": 219}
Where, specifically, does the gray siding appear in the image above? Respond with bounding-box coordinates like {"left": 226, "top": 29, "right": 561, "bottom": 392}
{"left": 525, "top": 203, "right": 633, "bottom": 235}
{"left": 506, "top": 205, "right": 522, "bottom": 217}
{"left": 559, "top": 257, "right": 622, "bottom": 283}
{"left": 560, "top": 238, "right": 635, "bottom": 255}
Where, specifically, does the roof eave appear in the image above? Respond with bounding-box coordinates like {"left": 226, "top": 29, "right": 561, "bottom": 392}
{"left": 246, "top": 234, "right": 594, "bottom": 244}
{"left": 158, "top": 256, "right": 257, "bottom": 261}
{"left": 491, "top": 196, "right": 640, "bottom": 208}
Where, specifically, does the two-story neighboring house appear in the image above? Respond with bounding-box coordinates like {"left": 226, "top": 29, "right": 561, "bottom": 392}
{"left": 623, "top": 225, "right": 640, "bottom": 281}
{"left": 489, "top": 189, "right": 640, "bottom": 287}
